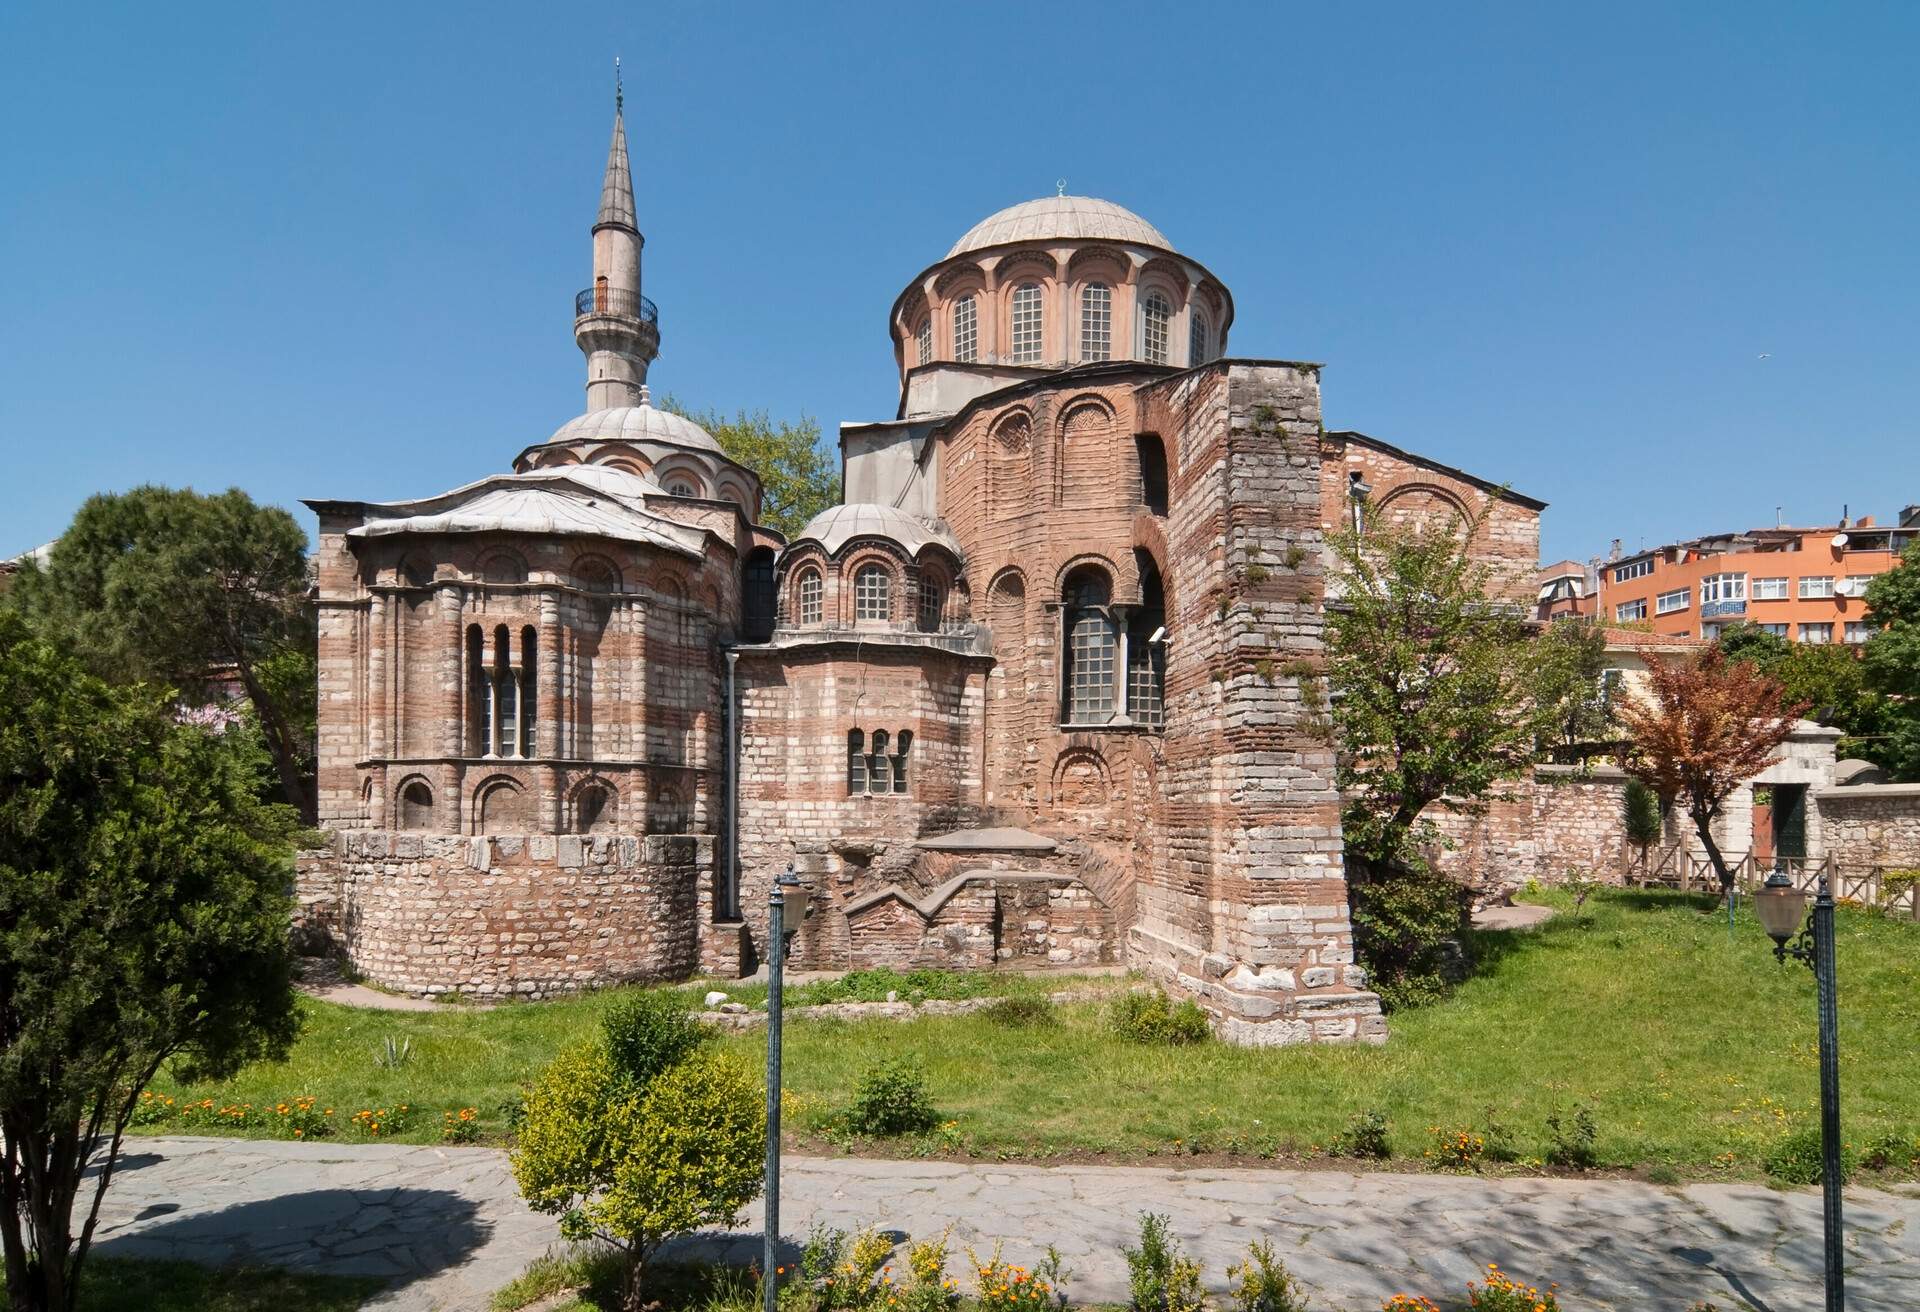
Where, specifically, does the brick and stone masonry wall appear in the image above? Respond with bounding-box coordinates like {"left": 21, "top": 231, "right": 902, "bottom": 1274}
{"left": 1130, "top": 363, "right": 1384, "bottom": 1045}
{"left": 1816, "top": 785, "right": 1920, "bottom": 870}
{"left": 296, "top": 830, "right": 710, "bottom": 998}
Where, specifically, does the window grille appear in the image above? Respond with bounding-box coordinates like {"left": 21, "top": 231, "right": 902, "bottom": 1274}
{"left": 892, "top": 730, "right": 911, "bottom": 793}
{"left": 917, "top": 577, "right": 943, "bottom": 632}
{"left": 797, "top": 570, "right": 823, "bottom": 624}
{"left": 953, "top": 295, "right": 978, "bottom": 363}
{"left": 1188, "top": 311, "right": 1208, "bottom": 365}
{"left": 1141, "top": 291, "right": 1171, "bottom": 365}
{"left": 1011, "top": 284, "right": 1043, "bottom": 363}
{"left": 855, "top": 565, "right": 891, "bottom": 621}
{"left": 847, "top": 729, "right": 866, "bottom": 795}
{"left": 917, "top": 317, "right": 933, "bottom": 368}
{"left": 867, "top": 730, "right": 890, "bottom": 793}
{"left": 1079, "top": 284, "right": 1110, "bottom": 360}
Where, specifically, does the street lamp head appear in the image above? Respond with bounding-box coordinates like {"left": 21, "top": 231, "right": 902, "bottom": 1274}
{"left": 1755, "top": 868, "right": 1810, "bottom": 947}
{"left": 774, "top": 864, "right": 811, "bottom": 927}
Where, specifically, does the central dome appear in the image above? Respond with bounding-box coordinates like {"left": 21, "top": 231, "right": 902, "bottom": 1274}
{"left": 947, "top": 195, "right": 1171, "bottom": 259}
{"left": 545, "top": 403, "right": 722, "bottom": 454}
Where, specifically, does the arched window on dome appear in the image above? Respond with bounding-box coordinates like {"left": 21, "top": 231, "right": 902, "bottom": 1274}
{"left": 916, "top": 317, "right": 934, "bottom": 368}
{"left": 668, "top": 480, "right": 696, "bottom": 498}
{"left": 1011, "top": 284, "right": 1044, "bottom": 364}
{"left": 1140, "top": 290, "right": 1172, "bottom": 366}
{"left": 1061, "top": 566, "right": 1116, "bottom": 724}
{"left": 794, "top": 568, "right": 823, "bottom": 625}
{"left": 953, "top": 295, "right": 978, "bottom": 363}
{"left": 916, "top": 572, "right": 944, "bottom": 632}
{"left": 1079, "top": 284, "right": 1111, "bottom": 362}
{"left": 854, "top": 564, "right": 891, "bottom": 622}
{"left": 1189, "top": 310, "right": 1210, "bottom": 366}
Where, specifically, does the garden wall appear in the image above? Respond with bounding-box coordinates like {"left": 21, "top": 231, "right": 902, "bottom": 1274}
{"left": 1815, "top": 784, "right": 1920, "bottom": 870}
{"left": 295, "top": 830, "right": 711, "bottom": 998}
{"left": 1428, "top": 766, "right": 1685, "bottom": 896}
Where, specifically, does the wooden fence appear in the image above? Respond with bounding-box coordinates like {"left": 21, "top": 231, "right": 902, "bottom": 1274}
{"left": 1623, "top": 850, "right": 1920, "bottom": 918}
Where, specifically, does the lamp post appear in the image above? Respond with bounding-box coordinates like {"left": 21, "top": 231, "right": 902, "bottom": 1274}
{"left": 1754, "top": 865, "right": 1844, "bottom": 1312}
{"left": 763, "top": 864, "right": 808, "bottom": 1312}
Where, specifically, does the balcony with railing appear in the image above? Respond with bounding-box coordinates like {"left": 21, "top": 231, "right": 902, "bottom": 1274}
{"left": 575, "top": 287, "right": 658, "bottom": 325}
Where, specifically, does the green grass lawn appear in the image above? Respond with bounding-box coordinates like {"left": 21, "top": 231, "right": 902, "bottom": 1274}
{"left": 134, "top": 890, "right": 1920, "bottom": 1178}
{"left": 5, "top": 1257, "right": 383, "bottom": 1312}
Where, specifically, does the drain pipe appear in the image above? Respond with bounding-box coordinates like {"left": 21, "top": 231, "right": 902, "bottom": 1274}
{"left": 724, "top": 648, "right": 741, "bottom": 920}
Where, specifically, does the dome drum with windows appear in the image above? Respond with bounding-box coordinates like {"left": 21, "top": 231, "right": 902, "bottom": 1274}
{"left": 892, "top": 195, "right": 1234, "bottom": 389}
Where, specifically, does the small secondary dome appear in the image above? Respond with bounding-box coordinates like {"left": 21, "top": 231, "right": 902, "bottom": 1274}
{"left": 947, "top": 195, "right": 1172, "bottom": 258}
{"left": 790, "top": 503, "right": 963, "bottom": 559}
{"left": 547, "top": 401, "right": 722, "bottom": 454}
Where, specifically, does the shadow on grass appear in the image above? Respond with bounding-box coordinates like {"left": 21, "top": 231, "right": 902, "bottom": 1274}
{"left": 94, "top": 1186, "right": 490, "bottom": 1298}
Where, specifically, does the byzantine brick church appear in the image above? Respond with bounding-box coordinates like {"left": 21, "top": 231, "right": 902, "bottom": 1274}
{"left": 298, "top": 99, "right": 1542, "bottom": 1043}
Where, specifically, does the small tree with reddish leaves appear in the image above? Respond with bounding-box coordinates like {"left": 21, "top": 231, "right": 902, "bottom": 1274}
{"left": 1616, "top": 648, "right": 1808, "bottom": 891}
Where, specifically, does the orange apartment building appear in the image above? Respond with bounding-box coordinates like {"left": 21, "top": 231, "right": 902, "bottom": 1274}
{"left": 1598, "top": 507, "right": 1917, "bottom": 644}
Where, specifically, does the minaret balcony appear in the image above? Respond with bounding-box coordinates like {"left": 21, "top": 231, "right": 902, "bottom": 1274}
{"left": 575, "top": 287, "right": 658, "bottom": 326}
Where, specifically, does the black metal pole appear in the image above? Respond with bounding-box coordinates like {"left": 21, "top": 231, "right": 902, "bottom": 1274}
{"left": 1814, "top": 870, "right": 1844, "bottom": 1312}
{"left": 763, "top": 880, "right": 784, "bottom": 1312}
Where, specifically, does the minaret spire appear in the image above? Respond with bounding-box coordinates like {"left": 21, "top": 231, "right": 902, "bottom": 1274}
{"left": 575, "top": 69, "right": 657, "bottom": 411}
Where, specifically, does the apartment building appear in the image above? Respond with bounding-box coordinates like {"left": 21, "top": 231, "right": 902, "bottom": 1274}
{"left": 1597, "top": 507, "right": 1916, "bottom": 644}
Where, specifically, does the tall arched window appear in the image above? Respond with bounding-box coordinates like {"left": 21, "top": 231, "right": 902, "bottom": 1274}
{"left": 1127, "top": 550, "right": 1166, "bottom": 728}
{"left": 917, "top": 574, "right": 944, "bottom": 632}
{"left": 742, "top": 547, "right": 777, "bottom": 642}
{"left": 1188, "top": 310, "right": 1210, "bottom": 366}
{"left": 953, "top": 295, "right": 978, "bottom": 363}
{"left": 1140, "top": 291, "right": 1171, "bottom": 365}
{"left": 1062, "top": 568, "right": 1116, "bottom": 723}
{"left": 468, "top": 624, "right": 535, "bottom": 758}
{"left": 1079, "top": 284, "right": 1111, "bottom": 361}
{"left": 854, "top": 564, "right": 891, "bottom": 621}
{"left": 847, "top": 729, "right": 866, "bottom": 795}
{"left": 867, "top": 730, "right": 889, "bottom": 792}
{"left": 795, "top": 568, "right": 823, "bottom": 625}
{"left": 916, "top": 317, "right": 934, "bottom": 368}
{"left": 1011, "top": 283, "right": 1044, "bottom": 363}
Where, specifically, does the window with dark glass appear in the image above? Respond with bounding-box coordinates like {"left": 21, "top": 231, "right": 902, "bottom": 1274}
{"left": 1062, "top": 568, "right": 1116, "bottom": 722}
{"left": 1136, "top": 434, "right": 1169, "bottom": 515}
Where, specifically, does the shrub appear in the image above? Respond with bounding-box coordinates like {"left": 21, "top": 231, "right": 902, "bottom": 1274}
{"left": 511, "top": 1043, "right": 765, "bottom": 1311}
{"left": 1480, "top": 1109, "right": 1518, "bottom": 1164}
{"left": 602, "top": 989, "right": 711, "bottom": 1089}
{"left": 1765, "top": 1126, "right": 1857, "bottom": 1186}
{"left": 902, "top": 1229, "right": 959, "bottom": 1312}
{"left": 442, "top": 1106, "right": 481, "bottom": 1144}
{"left": 1349, "top": 862, "right": 1466, "bottom": 1011}
{"left": 350, "top": 1103, "right": 413, "bottom": 1138}
{"left": 271, "top": 1096, "right": 333, "bottom": 1140}
{"left": 1332, "top": 1109, "right": 1391, "bottom": 1160}
{"left": 1381, "top": 1299, "right": 1440, "bottom": 1312}
{"left": 1226, "top": 1238, "right": 1310, "bottom": 1312}
{"left": 1466, "top": 1264, "right": 1558, "bottom": 1311}
{"left": 982, "top": 996, "right": 1058, "bottom": 1028}
{"left": 1862, "top": 1130, "right": 1918, "bottom": 1171}
{"left": 1624, "top": 777, "right": 1663, "bottom": 851}
{"left": 1645, "top": 1163, "right": 1681, "bottom": 1186}
{"left": 849, "top": 1059, "right": 939, "bottom": 1136}
{"left": 801, "top": 968, "right": 990, "bottom": 1006}
{"left": 1123, "top": 1213, "right": 1204, "bottom": 1312}
{"left": 967, "top": 1244, "right": 1059, "bottom": 1312}
{"left": 1544, "top": 1105, "right": 1597, "bottom": 1170}
{"left": 1109, "top": 991, "right": 1211, "bottom": 1046}
{"left": 1423, "top": 1125, "right": 1486, "bottom": 1173}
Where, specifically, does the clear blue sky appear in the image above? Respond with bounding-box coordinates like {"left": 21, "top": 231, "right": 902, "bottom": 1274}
{"left": 3, "top": 1, "right": 1915, "bottom": 563}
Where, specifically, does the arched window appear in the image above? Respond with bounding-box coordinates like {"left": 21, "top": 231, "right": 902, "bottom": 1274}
{"left": 1062, "top": 567, "right": 1116, "bottom": 723}
{"left": 477, "top": 779, "right": 525, "bottom": 835}
{"left": 1079, "top": 284, "right": 1111, "bottom": 361}
{"left": 1136, "top": 434, "right": 1169, "bottom": 516}
{"left": 847, "top": 729, "right": 866, "bottom": 795}
{"left": 1140, "top": 291, "right": 1171, "bottom": 366}
{"left": 917, "top": 317, "right": 934, "bottom": 368}
{"left": 892, "top": 730, "right": 912, "bottom": 794}
{"left": 1010, "top": 283, "right": 1044, "bottom": 364}
{"left": 576, "top": 782, "right": 616, "bottom": 834}
{"left": 397, "top": 779, "right": 434, "bottom": 831}
{"left": 953, "top": 295, "right": 978, "bottom": 363}
{"left": 854, "top": 564, "right": 891, "bottom": 621}
{"left": 795, "top": 568, "right": 823, "bottom": 625}
{"left": 867, "top": 730, "right": 889, "bottom": 792}
{"left": 468, "top": 623, "right": 535, "bottom": 758}
{"left": 668, "top": 480, "right": 696, "bottom": 498}
{"left": 917, "top": 574, "right": 944, "bottom": 632}
{"left": 1127, "top": 550, "right": 1166, "bottom": 728}
{"left": 1188, "top": 310, "right": 1209, "bottom": 366}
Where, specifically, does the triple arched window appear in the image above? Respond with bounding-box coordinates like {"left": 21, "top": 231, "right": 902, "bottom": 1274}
{"left": 1011, "top": 284, "right": 1044, "bottom": 363}
{"left": 1079, "top": 283, "right": 1111, "bottom": 361}
{"left": 467, "top": 623, "right": 537, "bottom": 757}
{"left": 1059, "top": 563, "right": 1166, "bottom": 727}
{"left": 847, "top": 728, "right": 912, "bottom": 796}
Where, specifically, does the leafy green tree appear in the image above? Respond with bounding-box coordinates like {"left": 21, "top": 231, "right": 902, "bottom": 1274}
{"left": 1530, "top": 619, "right": 1612, "bottom": 761}
{"left": 1714, "top": 620, "right": 1892, "bottom": 763}
{"left": 1324, "top": 511, "right": 1544, "bottom": 1006}
{"left": 1862, "top": 541, "right": 1920, "bottom": 779}
{"left": 0, "top": 613, "right": 299, "bottom": 1312}
{"left": 660, "top": 397, "right": 839, "bottom": 538}
{"left": 510, "top": 1004, "right": 762, "bottom": 1311}
{"left": 5, "top": 486, "right": 316, "bottom": 819}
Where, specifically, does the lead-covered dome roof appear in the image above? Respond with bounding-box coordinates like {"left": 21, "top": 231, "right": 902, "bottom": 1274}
{"left": 546, "top": 402, "right": 722, "bottom": 454}
{"left": 947, "top": 195, "right": 1172, "bottom": 258}
{"left": 789, "top": 503, "right": 963, "bottom": 559}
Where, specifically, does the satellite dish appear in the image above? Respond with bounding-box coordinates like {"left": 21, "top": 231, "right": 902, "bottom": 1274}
{"left": 1831, "top": 533, "right": 1850, "bottom": 549}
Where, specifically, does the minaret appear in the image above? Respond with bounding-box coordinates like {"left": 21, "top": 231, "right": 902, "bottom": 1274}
{"left": 575, "top": 64, "right": 659, "bottom": 411}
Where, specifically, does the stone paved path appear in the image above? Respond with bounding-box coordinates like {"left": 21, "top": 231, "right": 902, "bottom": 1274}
{"left": 96, "top": 1137, "right": 1920, "bottom": 1311}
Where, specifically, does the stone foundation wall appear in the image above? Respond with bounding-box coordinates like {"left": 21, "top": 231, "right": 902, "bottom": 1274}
{"left": 296, "top": 829, "right": 710, "bottom": 998}
{"left": 1816, "top": 785, "right": 1920, "bottom": 870}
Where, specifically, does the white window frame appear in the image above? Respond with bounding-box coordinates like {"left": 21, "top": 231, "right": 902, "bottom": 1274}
{"left": 1753, "top": 577, "right": 1789, "bottom": 600}
{"left": 1799, "top": 576, "right": 1835, "bottom": 599}
{"left": 1844, "top": 621, "right": 1871, "bottom": 645}
{"left": 1700, "top": 573, "right": 1747, "bottom": 604}
{"left": 1010, "top": 284, "right": 1043, "bottom": 364}
{"left": 1756, "top": 622, "right": 1789, "bottom": 637}
{"left": 854, "top": 565, "right": 891, "bottom": 621}
{"left": 1615, "top": 599, "right": 1647, "bottom": 622}
{"left": 916, "top": 317, "right": 933, "bottom": 368}
{"left": 1655, "top": 588, "right": 1689, "bottom": 615}
{"left": 1140, "top": 290, "right": 1171, "bottom": 366}
{"left": 1798, "top": 622, "right": 1833, "bottom": 644}
{"left": 797, "top": 570, "right": 822, "bottom": 625}
{"left": 952, "top": 295, "right": 978, "bottom": 363}
{"left": 1079, "top": 284, "right": 1111, "bottom": 361}
{"left": 1612, "top": 558, "right": 1654, "bottom": 583}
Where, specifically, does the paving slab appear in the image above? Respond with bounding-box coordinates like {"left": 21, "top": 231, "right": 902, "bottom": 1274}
{"left": 94, "top": 1137, "right": 1920, "bottom": 1310}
